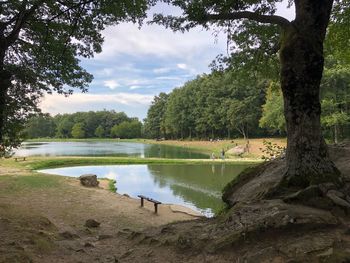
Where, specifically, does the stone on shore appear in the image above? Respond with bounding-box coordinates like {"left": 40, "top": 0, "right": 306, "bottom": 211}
{"left": 227, "top": 146, "right": 245, "bottom": 156}
{"left": 85, "top": 219, "right": 100, "bottom": 228}
{"left": 79, "top": 174, "right": 99, "bottom": 187}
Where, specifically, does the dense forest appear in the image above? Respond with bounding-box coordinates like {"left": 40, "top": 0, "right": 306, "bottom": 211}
{"left": 144, "top": 62, "right": 350, "bottom": 142}
{"left": 24, "top": 111, "right": 142, "bottom": 139}
{"left": 24, "top": 23, "right": 350, "bottom": 142}
{"left": 25, "top": 61, "right": 350, "bottom": 142}
{"left": 143, "top": 5, "right": 350, "bottom": 143}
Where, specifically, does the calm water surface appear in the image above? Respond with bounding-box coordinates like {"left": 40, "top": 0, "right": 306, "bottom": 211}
{"left": 15, "top": 141, "right": 208, "bottom": 159}
{"left": 38, "top": 164, "right": 251, "bottom": 217}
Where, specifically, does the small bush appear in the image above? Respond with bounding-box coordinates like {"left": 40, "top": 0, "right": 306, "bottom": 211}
{"left": 259, "top": 140, "right": 286, "bottom": 161}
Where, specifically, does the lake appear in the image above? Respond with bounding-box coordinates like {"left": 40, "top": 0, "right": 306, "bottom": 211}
{"left": 38, "top": 164, "right": 251, "bottom": 217}
{"left": 15, "top": 141, "right": 208, "bottom": 159}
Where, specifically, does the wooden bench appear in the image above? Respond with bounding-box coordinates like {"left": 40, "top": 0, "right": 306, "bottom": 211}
{"left": 14, "top": 157, "right": 26, "bottom": 162}
{"left": 137, "top": 195, "right": 162, "bottom": 214}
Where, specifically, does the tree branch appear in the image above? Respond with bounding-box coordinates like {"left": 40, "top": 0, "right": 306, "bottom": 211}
{"left": 204, "top": 11, "right": 291, "bottom": 28}
{"left": 47, "top": 0, "right": 96, "bottom": 22}
{"left": 5, "top": 2, "right": 41, "bottom": 47}
{"left": 0, "top": 16, "right": 18, "bottom": 34}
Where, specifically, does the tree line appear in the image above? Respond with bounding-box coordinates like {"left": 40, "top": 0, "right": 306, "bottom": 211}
{"left": 144, "top": 62, "right": 350, "bottom": 143}
{"left": 27, "top": 60, "right": 349, "bottom": 142}
{"left": 24, "top": 111, "right": 142, "bottom": 139}
{"left": 0, "top": 0, "right": 151, "bottom": 155}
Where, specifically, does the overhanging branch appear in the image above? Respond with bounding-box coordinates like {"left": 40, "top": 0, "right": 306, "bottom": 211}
{"left": 48, "top": 0, "right": 96, "bottom": 22}
{"left": 204, "top": 11, "right": 291, "bottom": 28}
{"left": 5, "top": 2, "right": 42, "bottom": 47}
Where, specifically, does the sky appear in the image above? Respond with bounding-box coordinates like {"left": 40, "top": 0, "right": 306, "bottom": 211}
{"left": 40, "top": 2, "right": 295, "bottom": 120}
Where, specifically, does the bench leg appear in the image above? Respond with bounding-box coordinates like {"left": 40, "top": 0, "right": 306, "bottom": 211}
{"left": 154, "top": 203, "right": 158, "bottom": 214}
{"left": 140, "top": 198, "right": 144, "bottom": 207}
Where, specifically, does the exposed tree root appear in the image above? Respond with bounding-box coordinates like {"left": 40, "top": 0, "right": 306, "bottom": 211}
{"left": 125, "top": 144, "right": 350, "bottom": 262}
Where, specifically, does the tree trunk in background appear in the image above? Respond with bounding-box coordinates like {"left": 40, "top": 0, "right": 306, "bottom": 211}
{"left": 280, "top": 0, "right": 340, "bottom": 187}
{"left": 0, "top": 69, "right": 11, "bottom": 148}
{"left": 334, "top": 124, "right": 338, "bottom": 144}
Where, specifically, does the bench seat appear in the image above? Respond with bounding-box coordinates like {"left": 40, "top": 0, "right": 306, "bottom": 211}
{"left": 137, "top": 195, "right": 162, "bottom": 213}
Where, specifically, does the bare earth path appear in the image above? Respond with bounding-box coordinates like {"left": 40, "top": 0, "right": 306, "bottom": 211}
{"left": 0, "top": 165, "right": 201, "bottom": 263}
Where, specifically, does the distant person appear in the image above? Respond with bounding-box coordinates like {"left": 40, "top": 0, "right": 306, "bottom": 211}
{"left": 245, "top": 140, "right": 250, "bottom": 153}
{"left": 221, "top": 149, "right": 225, "bottom": 160}
{"left": 211, "top": 152, "right": 216, "bottom": 160}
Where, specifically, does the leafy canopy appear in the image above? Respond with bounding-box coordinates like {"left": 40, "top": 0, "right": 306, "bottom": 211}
{"left": 0, "top": 0, "right": 151, "bottom": 153}
{"left": 152, "top": 0, "right": 289, "bottom": 31}
{"left": 1, "top": 0, "right": 150, "bottom": 93}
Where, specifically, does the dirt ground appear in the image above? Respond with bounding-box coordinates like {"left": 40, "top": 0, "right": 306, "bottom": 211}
{"left": 1, "top": 141, "right": 348, "bottom": 263}
{"left": 152, "top": 138, "right": 286, "bottom": 158}
{"left": 0, "top": 166, "right": 202, "bottom": 263}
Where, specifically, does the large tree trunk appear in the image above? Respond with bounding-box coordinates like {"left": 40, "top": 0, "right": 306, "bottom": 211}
{"left": 280, "top": 0, "right": 341, "bottom": 187}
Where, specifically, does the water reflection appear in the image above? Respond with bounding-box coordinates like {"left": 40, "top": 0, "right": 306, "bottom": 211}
{"left": 38, "top": 164, "right": 251, "bottom": 216}
{"left": 15, "top": 141, "right": 208, "bottom": 159}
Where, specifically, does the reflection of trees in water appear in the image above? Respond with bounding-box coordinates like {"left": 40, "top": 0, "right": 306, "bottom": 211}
{"left": 146, "top": 164, "right": 251, "bottom": 214}
{"left": 144, "top": 144, "right": 208, "bottom": 159}
{"left": 18, "top": 142, "right": 210, "bottom": 159}
{"left": 170, "top": 184, "right": 225, "bottom": 215}
{"left": 212, "top": 164, "right": 226, "bottom": 176}
{"left": 148, "top": 164, "right": 248, "bottom": 191}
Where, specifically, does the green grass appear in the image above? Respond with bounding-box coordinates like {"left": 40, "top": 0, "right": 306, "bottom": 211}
{"left": 99, "top": 177, "right": 117, "bottom": 192}
{"left": 108, "top": 179, "right": 117, "bottom": 192}
{"left": 25, "top": 138, "right": 146, "bottom": 143}
{"left": 15, "top": 156, "right": 260, "bottom": 171}
{"left": 0, "top": 174, "right": 61, "bottom": 194}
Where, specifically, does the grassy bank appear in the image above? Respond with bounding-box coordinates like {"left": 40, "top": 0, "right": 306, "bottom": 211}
{"left": 26, "top": 138, "right": 129, "bottom": 142}
{"left": 3, "top": 156, "right": 260, "bottom": 171}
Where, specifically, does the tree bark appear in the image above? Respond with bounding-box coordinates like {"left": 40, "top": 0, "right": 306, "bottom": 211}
{"left": 334, "top": 124, "right": 338, "bottom": 144}
{"left": 280, "top": 0, "right": 341, "bottom": 187}
{"left": 0, "top": 69, "right": 11, "bottom": 148}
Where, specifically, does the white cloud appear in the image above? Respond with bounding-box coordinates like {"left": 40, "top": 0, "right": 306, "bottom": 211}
{"left": 100, "top": 68, "right": 113, "bottom": 76}
{"left": 126, "top": 79, "right": 149, "bottom": 86}
{"left": 153, "top": 67, "right": 171, "bottom": 74}
{"left": 40, "top": 93, "right": 154, "bottom": 116}
{"left": 95, "top": 22, "right": 225, "bottom": 61}
{"left": 155, "top": 76, "right": 181, "bottom": 81}
{"left": 177, "top": 63, "right": 188, "bottom": 70}
{"left": 103, "top": 80, "right": 120, "bottom": 90}
{"left": 129, "top": 85, "right": 142, "bottom": 90}
{"left": 275, "top": 1, "right": 295, "bottom": 20}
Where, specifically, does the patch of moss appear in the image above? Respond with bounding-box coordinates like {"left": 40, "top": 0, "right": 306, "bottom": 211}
{"left": 214, "top": 203, "right": 231, "bottom": 217}
{"left": 222, "top": 163, "right": 264, "bottom": 205}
